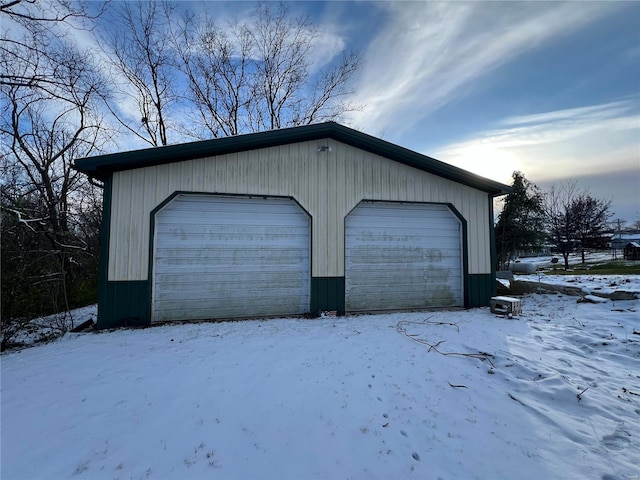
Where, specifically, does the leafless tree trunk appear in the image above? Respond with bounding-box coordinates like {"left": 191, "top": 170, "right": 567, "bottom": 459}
{"left": 2, "top": 45, "right": 104, "bottom": 234}
{"left": 0, "top": 0, "right": 105, "bottom": 89}
{"left": 545, "top": 181, "right": 612, "bottom": 270}
{"left": 169, "top": 11, "right": 255, "bottom": 138}
{"left": 170, "top": 1, "right": 362, "bottom": 139}
{"left": 545, "top": 182, "right": 578, "bottom": 270}
{"left": 1, "top": 10, "right": 108, "bottom": 343}
{"left": 571, "top": 193, "right": 611, "bottom": 265}
{"left": 100, "top": 1, "right": 178, "bottom": 146}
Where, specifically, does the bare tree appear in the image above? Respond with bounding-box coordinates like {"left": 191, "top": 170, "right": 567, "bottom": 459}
{"left": 545, "top": 181, "right": 612, "bottom": 269}
{"left": 1, "top": 19, "right": 107, "bottom": 345}
{"left": 249, "top": 2, "right": 361, "bottom": 130}
{"left": 100, "top": 1, "right": 177, "bottom": 146}
{"left": 170, "top": 12, "right": 255, "bottom": 138}
{"left": 0, "top": 0, "right": 94, "bottom": 22}
{"left": 571, "top": 193, "right": 612, "bottom": 264}
{"left": 171, "top": 1, "right": 362, "bottom": 139}
{"left": 0, "top": 0, "right": 105, "bottom": 90}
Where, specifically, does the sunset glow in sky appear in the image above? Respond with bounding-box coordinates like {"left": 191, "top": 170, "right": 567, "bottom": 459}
{"left": 86, "top": 1, "right": 640, "bottom": 222}
{"left": 331, "top": 1, "right": 639, "bottom": 221}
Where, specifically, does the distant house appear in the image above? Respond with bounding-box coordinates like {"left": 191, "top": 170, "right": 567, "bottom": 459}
{"left": 623, "top": 242, "right": 640, "bottom": 260}
{"left": 74, "top": 122, "right": 511, "bottom": 329}
{"left": 610, "top": 233, "right": 640, "bottom": 250}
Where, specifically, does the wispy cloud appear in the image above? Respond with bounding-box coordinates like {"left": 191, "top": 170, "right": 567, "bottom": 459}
{"left": 434, "top": 99, "right": 640, "bottom": 221}
{"left": 347, "top": 2, "right": 625, "bottom": 136}
{"left": 501, "top": 101, "right": 636, "bottom": 128}
{"left": 435, "top": 99, "right": 639, "bottom": 182}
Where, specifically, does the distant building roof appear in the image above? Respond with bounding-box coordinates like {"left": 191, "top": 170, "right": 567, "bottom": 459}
{"left": 611, "top": 233, "right": 640, "bottom": 240}
{"left": 611, "top": 233, "right": 640, "bottom": 249}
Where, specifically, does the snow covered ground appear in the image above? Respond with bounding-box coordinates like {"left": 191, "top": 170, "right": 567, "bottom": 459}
{"left": 514, "top": 249, "right": 640, "bottom": 271}
{"left": 5, "top": 305, "right": 98, "bottom": 348}
{"left": 2, "top": 276, "right": 639, "bottom": 480}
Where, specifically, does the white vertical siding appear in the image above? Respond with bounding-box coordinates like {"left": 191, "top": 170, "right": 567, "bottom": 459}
{"left": 108, "top": 140, "right": 493, "bottom": 281}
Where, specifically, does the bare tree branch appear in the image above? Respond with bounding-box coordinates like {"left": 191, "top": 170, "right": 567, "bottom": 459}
{"left": 545, "top": 181, "right": 612, "bottom": 269}
{"left": 99, "top": 1, "right": 176, "bottom": 146}
{"left": 171, "top": 1, "right": 362, "bottom": 139}
{"left": 1, "top": 12, "right": 107, "bottom": 334}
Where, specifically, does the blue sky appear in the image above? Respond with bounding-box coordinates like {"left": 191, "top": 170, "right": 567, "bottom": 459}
{"left": 286, "top": 1, "right": 639, "bottom": 223}
{"left": 86, "top": 1, "right": 639, "bottom": 223}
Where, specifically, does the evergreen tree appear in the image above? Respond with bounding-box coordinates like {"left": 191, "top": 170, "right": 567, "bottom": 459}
{"left": 495, "top": 172, "right": 546, "bottom": 270}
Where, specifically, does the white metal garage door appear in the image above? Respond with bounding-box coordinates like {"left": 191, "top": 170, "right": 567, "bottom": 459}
{"left": 345, "top": 201, "right": 463, "bottom": 311}
{"left": 152, "top": 195, "right": 310, "bottom": 322}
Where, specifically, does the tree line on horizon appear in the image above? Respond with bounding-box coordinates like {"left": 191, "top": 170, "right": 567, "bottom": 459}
{"left": 0, "top": 0, "right": 632, "bottom": 348}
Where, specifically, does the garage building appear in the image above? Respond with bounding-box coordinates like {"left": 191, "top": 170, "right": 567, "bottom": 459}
{"left": 74, "top": 122, "right": 510, "bottom": 328}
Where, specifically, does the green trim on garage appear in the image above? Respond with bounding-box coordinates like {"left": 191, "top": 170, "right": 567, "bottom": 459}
{"left": 95, "top": 272, "right": 491, "bottom": 329}
{"left": 467, "top": 274, "right": 495, "bottom": 307}
{"left": 444, "top": 202, "right": 470, "bottom": 308}
{"left": 310, "top": 277, "right": 346, "bottom": 315}
{"left": 96, "top": 176, "right": 151, "bottom": 329}
{"left": 489, "top": 196, "right": 498, "bottom": 282}
{"left": 463, "top": 195, "right": 497, "bottom": 308}
{"left": 96, "top": 175, "right": 112, "bottom": 328}
{"left": 98, "top": 281, "right": 151, "bottom": 328}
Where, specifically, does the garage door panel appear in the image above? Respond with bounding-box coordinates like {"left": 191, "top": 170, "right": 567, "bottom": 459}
{"left": 346, "top": 202, "right": 463, "bottom": 311}
{"left": 155, "top": 271, "right": 307, "bottom": 288}
{"left": 155, "top": 250, "right": 308, "bottom": 268}
{"left": 153, "top": 195, "right": 310, "bottom": 322}
{"left": 156, "top": 223, "right": 308, "bottom": 237}
{"left": 347, "top": 277, "right": 460, "bottom": 311}
{"left": 157, "top": 209, "right": 306, "bottom": 223}
{"left": 155, "top": 229, "right": 308, "bottom": 244}
{"left": 156, "top": 297, "right": 307, "bottom": 320}
{"left": 156, "top": 233, "right": 308, "bottom": 245}
{"left": 155, "top": 290, "right": 308, "bottom": 307}
{"left": 156, "top": 236, "right": 308, "bottom": 247}
{"left": 346, "top": 272, "right": 460, "bottom": 289}
{"left": 154, "top": 288, "right": 309, "bottom": 305}
{"left": 347, "top": 249, "right": 460, "bottom": 264}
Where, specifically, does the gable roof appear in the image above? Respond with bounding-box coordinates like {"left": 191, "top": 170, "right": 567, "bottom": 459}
{"left": 74, "top": 122, "right": 511, "bottom": 195}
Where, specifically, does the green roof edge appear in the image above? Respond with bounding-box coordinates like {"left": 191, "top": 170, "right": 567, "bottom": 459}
{"left": 74, "top": 121, "right": 511, "bottom": 195}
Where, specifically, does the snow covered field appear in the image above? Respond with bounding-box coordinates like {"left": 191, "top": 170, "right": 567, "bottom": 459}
{"left": 2, "top": 276, "right": 639, "bottom": 480}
